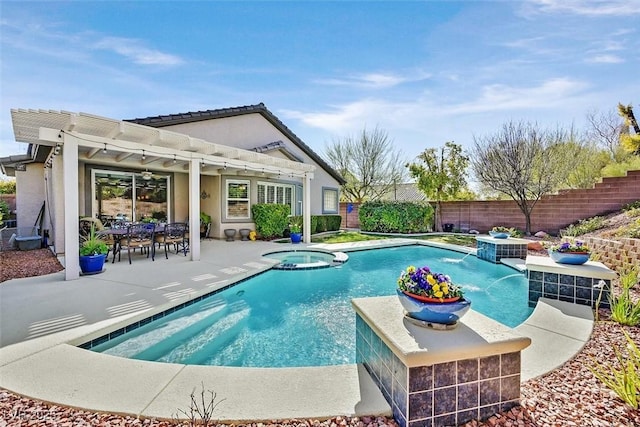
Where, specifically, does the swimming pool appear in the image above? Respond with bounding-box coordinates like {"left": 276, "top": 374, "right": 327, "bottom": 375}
{"left": 89, "top": 245, "right": 532, "bottom": 367}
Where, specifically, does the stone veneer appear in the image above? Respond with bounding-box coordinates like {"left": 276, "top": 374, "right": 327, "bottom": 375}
{"left": 475, "top": 236, "right": 529, "bottom": 264}
{"left": 525, "top": 256, "right": 617, "bottom": 309}
{"left": 353, "top": 296, "right": 530, "bottom": 427}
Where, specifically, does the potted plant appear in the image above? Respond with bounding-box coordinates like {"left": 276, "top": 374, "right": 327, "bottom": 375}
{"left": 200, "top": 212, "right": 212, "bottom": 238}
{"left": 548, "top": 240, "right": 591, "bottom": 265}
{"left": 289, "top": 217, "right": 302, "bottom": 244}
{"left": 79, "top": 224, "right": 109, "bottom": 274}
{"left": 489, "top": 226, "right": 511, "bottom": 239}
{"left": 396, "top": 265, "right": 470, "bottom": 327}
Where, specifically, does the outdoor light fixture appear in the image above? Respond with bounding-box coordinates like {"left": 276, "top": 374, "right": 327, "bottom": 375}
{"left": 142, "top": 150, "right": 146, "bottom": 160}
{"left": 103, "top": 143, "right": 107, "bottom": 154}
{"left": 173, "top": 154, "right": 177, "bottom": 164}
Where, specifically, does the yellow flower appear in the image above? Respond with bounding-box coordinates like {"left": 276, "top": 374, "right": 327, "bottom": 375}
{"left": 442, "top": 285, "right": 449, "bottom": 294}
{"left": 434, "top": 290, "right": 444, "bottom": 298}
{"left": 432, "top": 283, "right": 440, "bottom": 292}
{"left": 407, "top": 266, "right": 416, "bottom": 273}
{"left": 427, "top": 275, "right": 437, "bottom": 285}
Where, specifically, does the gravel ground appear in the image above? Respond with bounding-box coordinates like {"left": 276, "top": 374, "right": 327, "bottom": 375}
{"left": 1, "top": 249, "right": 638, "bottom": 426}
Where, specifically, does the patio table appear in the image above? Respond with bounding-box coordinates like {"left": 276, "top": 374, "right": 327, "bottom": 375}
{"left": 98, "top": 224, "right": 165, "bottom": 263}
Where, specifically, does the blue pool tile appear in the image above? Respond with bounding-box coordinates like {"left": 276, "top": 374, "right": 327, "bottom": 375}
{"left": 543, "top": 272, "right": 558, "bottom": 283}
{"left": 529, "top": 280, "right": 542, "bottom": 292}
{"left": 480, "top": 355, "right": 500, "bottom": 379}
{"left": 559, "top": 274, "right": 575, "bottom": 285}
{"left": 528, "top": 271, "right": 543, "bottom": 281}
{"left": 576, "top": 276, "right": 592, "bottom": 287}
{"left": 479, "top": 378, "right": 500, "bottom": 406}
{"left": 409, "top": 365, "right": 433, "bottom": 392}
{"left": 457, "top": 408, "right": 479, "bottom": 426}
{"left": 433, "top": 413, "right": 456, "bottom": 427}
{"left": 408, "top": 390, "right": 433, "bottom": 420}
{"left": 457, "top": 359, "right": 478, "bottom": 383}
{"left": 501, "top": 352, "right": 520, "bottom": 376}
{"left": 559, "top": 285, "right": 574, "bottom": 298}
{"left": 500, "top": 376, "right": 520, "bottom": 401}
{"left": 457, "top": 381, "right": 479, "bottom": 410}
{"left": 434, "top": 362, "right": 456, "bottom": 388}
{"left": 433, "top": 386, "right": 456, "bottom": 416}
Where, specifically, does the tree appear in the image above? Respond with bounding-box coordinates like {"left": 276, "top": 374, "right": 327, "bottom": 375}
{"left": 407, "top": 142, "right": 469, "bottom": 231}
{"left": 471, "top": 121, "right": 571, "bottom": 235}
{"left": 618, "top": 103, "right": 640, "bottom": 155}
{"left": 324, "top": 126, "right": 406, "bottom": 202}
{"left": 585, "top": 109, "right": 627, "bottom": 162}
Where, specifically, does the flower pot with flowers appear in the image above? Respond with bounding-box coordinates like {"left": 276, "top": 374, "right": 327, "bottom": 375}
{"left": 289, "top": 217, "right": 303, "bottom": 244}
{"left": 396, "top": 265, "right": 471, "bottom": 327}
{"left": 489, "top": 226, "right": 511, "bottom": 239}
{"left": 548, "top": 240, "right": 591, "bottom": 265}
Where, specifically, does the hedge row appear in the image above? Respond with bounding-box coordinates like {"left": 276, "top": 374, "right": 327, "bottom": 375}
{"left": 359, "top": 201, "right": 433, "bottom": 233}
{"left": 251, "top": 204, "right": 342, "bottom": 238}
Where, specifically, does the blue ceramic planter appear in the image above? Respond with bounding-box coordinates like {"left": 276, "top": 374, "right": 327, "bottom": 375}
{"left": 290, "top": 232, "right": 302, "bottom": 244}
{"left": 489, "top": 231, "right": 510, "bottom": 239}
{"left": 79, "top": 253, "right": 107, "bottom": 275}
{"left": 396, "top": 289, "right": 471, "bottom": 326}
{"left": 549, "top": 250, "right": 590, "bottom": 265}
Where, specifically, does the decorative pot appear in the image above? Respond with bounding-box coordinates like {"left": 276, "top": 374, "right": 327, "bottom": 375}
{"left": 489, "top": 231, "right": 509, "bottom": 239}
{"left": 549, "top": 250, "right": 590, "bottom": 265}
{"left": 396, "top": 289, "right": 471, "bottom": 326}
{"left": 224, "top": 229, "right": 236, "bottom": 242}
{"left": 79, "top": 253, "right": 107, "bottom": 275}
{"left": 290, "top": 232, "right": 302, "bottom": 244}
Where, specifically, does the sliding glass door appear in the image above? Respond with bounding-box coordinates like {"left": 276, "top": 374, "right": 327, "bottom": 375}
{"left": 92, "top": 170, "right": 170, "bottom": 226}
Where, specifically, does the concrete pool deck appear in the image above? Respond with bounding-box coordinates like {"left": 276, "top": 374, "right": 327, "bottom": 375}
{"left": 0, "top": 238, "right": 594, "bottom": 421}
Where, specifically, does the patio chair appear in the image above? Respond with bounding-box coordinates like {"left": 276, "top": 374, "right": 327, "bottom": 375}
{"left": 156, "top": 222, "right": 188, "bottom": 258}
{"left": 116, "top": 223, "right": 156, "bottom": 264}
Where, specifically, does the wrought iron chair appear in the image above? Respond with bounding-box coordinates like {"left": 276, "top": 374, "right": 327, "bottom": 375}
{"left": 116, "top": 223, "right": 156, "bottom": 264}
{"left": 156, "top": 222, "right": 188, "bottom": 258}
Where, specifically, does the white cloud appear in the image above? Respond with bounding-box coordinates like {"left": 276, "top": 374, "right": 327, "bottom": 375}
{"left": 526, "top": 0, "right": 640, "bottom": 16}
{"left": 586, "top": 54, "right": 624, "bottom": 63}
{"left": 315, "top": 70, "right": 431, "bottom": 89}
{"left": 93, "top": 37, "right": 184, "bottom": 66}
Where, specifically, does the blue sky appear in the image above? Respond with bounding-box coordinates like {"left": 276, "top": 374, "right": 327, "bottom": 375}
{"left": 1, "top": 0, "right": 639, "bottom": 170}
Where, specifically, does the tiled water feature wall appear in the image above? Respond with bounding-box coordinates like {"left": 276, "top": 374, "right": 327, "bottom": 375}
{"left": 353, "top": 297, "right": 530, "bottom": 427}
{"left": 525, "top": 256, "right": 617, "bottom": 309}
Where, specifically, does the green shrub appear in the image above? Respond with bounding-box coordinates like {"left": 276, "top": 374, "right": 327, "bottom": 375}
{"left": 359, "top": 201, "right": 433, "bottom": 233}
{"left": 589, "top": 330, "right": 640, "bottom": 409}
{"left": 288, "top": 215, "right": 341, "bottom": 234}
{"left": 251, "top": 204, "right": 290, "bottom": 239}
{"left": 616, "top": 218, "right": 640, "bottom": 238}
{"left": 610, "top": 263, "right": 640, "bottom": 327}
{"left": 0, "top": 200, "right": 8, "bottom": 226}
{"left": 561, "top": 216, "right": 606, "bottom": 237}
{"left": 623, "top": 200, "right": 640, "bottom": 211}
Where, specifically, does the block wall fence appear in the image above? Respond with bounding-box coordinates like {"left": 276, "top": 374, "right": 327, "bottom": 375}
{"left": 339, "top": 170, "right": 640, "bottom": 235}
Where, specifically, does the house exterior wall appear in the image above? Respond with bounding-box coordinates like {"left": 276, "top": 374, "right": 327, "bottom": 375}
{"left": 15, "top": 164, "right": 45, "bottom": 232}
{"left": 160, "top": 114, "right": 340, "bottom": 216}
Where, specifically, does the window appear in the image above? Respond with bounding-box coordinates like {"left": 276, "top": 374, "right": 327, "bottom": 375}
{"left": 322, "top": 187, "right": 339, "bottom": 214}
{"left": 257, "top": 181, "right": 295, "bottom": 214}
{"left": 226, "top": 179, "right": 250, "bottom": 219}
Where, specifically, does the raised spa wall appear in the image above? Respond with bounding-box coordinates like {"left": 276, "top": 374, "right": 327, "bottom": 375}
{"left": 352, "top": 296, "right": 531, "bottom": 427}
{"left": 475, "top": 236, "right": 530, "bottom": 264}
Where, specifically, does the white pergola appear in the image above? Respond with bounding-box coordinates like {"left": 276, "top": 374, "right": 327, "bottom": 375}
{"left": 11, "top": 110, "right": 316, "bottom": 280}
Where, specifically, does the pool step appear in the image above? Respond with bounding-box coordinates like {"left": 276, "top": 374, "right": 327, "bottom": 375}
{"left": 105, "top": 297, "right": 230, "bottom": 360}
{"left": 159, "top": 302, "right": 250, "bottom": 365}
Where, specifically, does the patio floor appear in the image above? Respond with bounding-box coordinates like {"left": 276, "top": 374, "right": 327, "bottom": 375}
{"left": 0, "top": 238, "right": 593, "bottom": 422}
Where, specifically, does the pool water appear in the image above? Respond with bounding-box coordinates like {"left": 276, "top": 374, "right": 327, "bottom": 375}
{"left": 90, "top": 245, "right": 532, "bottom": 367}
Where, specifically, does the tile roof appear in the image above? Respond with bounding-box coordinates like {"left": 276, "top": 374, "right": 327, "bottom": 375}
{"left": 126, "top": 103, "right": 345, "bottom": 184}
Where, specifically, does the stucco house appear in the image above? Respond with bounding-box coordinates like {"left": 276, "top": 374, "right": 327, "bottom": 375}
{"left": 0, "top": 103, "right": 344, "bottom": 280}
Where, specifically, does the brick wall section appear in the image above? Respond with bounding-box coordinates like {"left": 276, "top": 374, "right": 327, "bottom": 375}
{"left": 439, "top": 170, "right": 640, "bottom": 234}
{"left": 580, "top": 236, "right": 640, "bottom": 272}
{"left": 339, "top": 170, "right": 640, "bottom": 234}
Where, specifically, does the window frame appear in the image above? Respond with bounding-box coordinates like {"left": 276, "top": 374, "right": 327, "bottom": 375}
{"left": 257, "top": 181, "right": 295, "bottom": 215}
{"left": 322, "top": 187, "right": 339, "bottom": 214}
{"left": 225, "top": 179, "right": 251, "bottom": 220}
